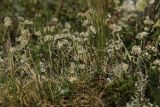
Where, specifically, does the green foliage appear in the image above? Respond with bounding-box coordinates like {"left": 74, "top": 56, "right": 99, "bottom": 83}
{"left": 146, "top": 68, "right": 160, "bottom": 106}
{"left": 88, "top": 0, "right": 111, "bottom": 52}
{"left": 104, "top": 75, "right": 137, "bottom": 106}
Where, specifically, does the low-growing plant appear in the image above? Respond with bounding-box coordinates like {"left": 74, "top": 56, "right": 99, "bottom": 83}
{"left": 0, "top": 0, "right": 160, "bottom": 106}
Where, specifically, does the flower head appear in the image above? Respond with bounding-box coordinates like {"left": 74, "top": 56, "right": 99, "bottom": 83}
{"left": 4, "top": 17, "right": 12, "bottom": 27}
{"left": 136, "top": 32, "right": 148, "bottom": 39}
{"left": 131, "top": 46, "right": 142, "bottom": 55}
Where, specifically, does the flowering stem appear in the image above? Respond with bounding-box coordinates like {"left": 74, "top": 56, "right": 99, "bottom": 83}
{"left": 117, "top": 33, "right": 131, "bottom": 61}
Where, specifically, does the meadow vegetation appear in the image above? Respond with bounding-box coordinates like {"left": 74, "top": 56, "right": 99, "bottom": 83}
{"left": 0, "top": 0, "right": 160, "bottom": 106}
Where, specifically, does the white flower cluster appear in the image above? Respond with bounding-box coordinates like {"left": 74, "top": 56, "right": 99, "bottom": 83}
{"left": 153, "top": 60, "right": 160, "bottom": 66}
{"left": 145, "top": 45, "right": 158, "bottom": 53}
{"left": 122, "top": 0, "right": 136, "bottom": 12}
{"left": 4, "top": 17, "right": 12, "bottom": 27}
{"left": 109, "top": 24, "right": 122, "bottom": 33}
{"left": 44, "top": 35, "right": 53, "bottom": 42}
{"left": 56, "top": 39, "right": 72, "bottom": 49}
{"left": 106, "top": 40, "right": 123, "bottom": 54}
{"left": 152, "top": 59, "right": 160, "bottom": 71}
{"left": 89, "top": 26, "right": 96, "bottom": 34}
{"left": 43, "top": 26, "right": 55, "bottom": 33}
{"left": 143, "top": 16, "right": 154, "bottom": 25}
{"left": 17, "top": 29, "right": 31, "bottom": 48}
{"left": 112, "top": 62, "right": 129, "bottom": 78}
{"left": 131, "top": 46, "right": 142, "bottom": 55}
{"left": 136, "top": 32, "right": 148, "bottom": 39}
{"left": 68, "top": 76, "right": 78, "bottom": 83}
